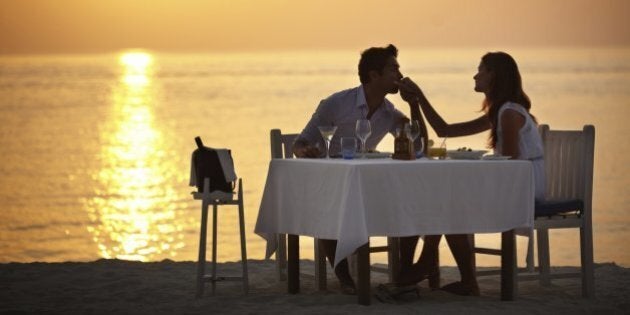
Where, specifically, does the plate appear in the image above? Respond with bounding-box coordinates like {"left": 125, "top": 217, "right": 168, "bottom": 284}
{"left": 482, "top": 154, "right": 511, "bottom": 160}
{"left": 447, "top": 150, "right": 488, "bottom": 160}
{"left": 362, "top": 152, "right": 392, "bottom": 159}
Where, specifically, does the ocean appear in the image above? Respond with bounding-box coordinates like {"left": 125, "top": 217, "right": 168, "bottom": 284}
{"left": 0, "top": 47, "right": 628, "bottom": 267}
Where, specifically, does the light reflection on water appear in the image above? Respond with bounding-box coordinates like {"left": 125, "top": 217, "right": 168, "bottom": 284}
{"left": 85, "top": 52, "right": 184, "bottom": 261}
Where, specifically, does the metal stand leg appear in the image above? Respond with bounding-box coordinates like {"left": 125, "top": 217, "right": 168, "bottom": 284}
{"left": 211, "top": 203, "right": 218, "bottom": 295}
{"left": 193, "top": 177, "right": 249, "bottom": 297}
{"left": 196, "top": 200, "right": 209, "bottom": 298}
{"left": 237, "top": 179, "right": 249, "bottom": 294}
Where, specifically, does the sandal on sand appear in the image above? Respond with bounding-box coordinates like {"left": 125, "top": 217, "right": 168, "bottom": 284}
{"left": 374, "top": 283, "right": 420, "bottom": 303}
{"left": 441, "top": 281, "right": 480, "bottom": 296}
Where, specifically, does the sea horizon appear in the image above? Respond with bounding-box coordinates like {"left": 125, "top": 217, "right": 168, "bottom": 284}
{"left": 0, "top": 46, "right": 628, "bottom": 267}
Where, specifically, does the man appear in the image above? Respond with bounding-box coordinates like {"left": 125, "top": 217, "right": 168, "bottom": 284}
{"left": 293, "top": 44, "right": 428, "bottom": 294}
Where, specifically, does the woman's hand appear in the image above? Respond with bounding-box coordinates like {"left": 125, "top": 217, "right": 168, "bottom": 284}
{"left": 397, "top": 77, "right": 423, "bottom": 103}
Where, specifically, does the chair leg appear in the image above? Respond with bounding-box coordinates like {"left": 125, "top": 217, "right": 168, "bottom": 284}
{"left": 526, "top": 233, "right": 535, "bottom": 272}
{"left": 536, "top": 228, "right": 551, "bottom": 286}
{"left": 580, "top": 223, "right": 595, "bottom": 298}
{"left": 196, "top": 201, "right": 209, "bottom": 298}
{"left": 211, "top": 203, "right": 218, "bottom": 295}
{"left": 470, "top": 234, "right": 477, "bottom": 277}
{"left": 237, "top": 179, "right": 249, "bottom": 294}
{"left": 288, "top": 235, "right": 300, "bottom": 294}
{"left": 314, "top": 238, "right": 327, "bottom": 291}
{"left": 277, "top": 234, "right": 287, "bottom": 281}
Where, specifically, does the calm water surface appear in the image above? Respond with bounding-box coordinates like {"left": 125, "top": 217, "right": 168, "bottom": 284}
{"left": 0, "top": 48, "right": 628, "bottom": 267}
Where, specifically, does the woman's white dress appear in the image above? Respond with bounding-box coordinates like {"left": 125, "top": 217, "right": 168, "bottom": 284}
{"left": 495, "top": 102, "right": 546, "bottom": 201}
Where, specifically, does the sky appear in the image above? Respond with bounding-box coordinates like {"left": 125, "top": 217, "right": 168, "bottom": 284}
{"left": 1, "top": 0, "right": 629, "bottom": 54}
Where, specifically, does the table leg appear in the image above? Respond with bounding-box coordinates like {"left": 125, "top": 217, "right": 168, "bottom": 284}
{"left": 314, "top": 238, "right": 327, "bottom": 291}
{"left": 387, "top": 237, "right": 401, "bottom": 283}
{"left": 357, "top": 243, "right": 371, "bottom": 305}
{"left": 501, "top": 229, "right": 517, "bottom": 301}
{"left": 288, "top": 234, "right": 300, "bottom": 294}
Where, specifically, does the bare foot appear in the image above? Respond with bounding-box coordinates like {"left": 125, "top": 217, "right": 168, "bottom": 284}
{"left": 397, "top": 263, "right": 440, "bottom": 288}
{"left": 334, "top": 265, "right": 356, "bottom": 295}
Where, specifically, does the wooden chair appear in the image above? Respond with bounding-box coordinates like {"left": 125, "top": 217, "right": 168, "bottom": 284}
{"left": 270, "top": 128, "right": 400, "bottom": 289}
{"left": 473, "top": 124, "right": 595, "bottom": 298}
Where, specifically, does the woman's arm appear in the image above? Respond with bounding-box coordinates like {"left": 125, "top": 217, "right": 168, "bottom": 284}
{"left": 498, "top": 109, "right": 525, "bottom": 159}
{"left": 398, "top": 78, "right": 491, "bottom": 137}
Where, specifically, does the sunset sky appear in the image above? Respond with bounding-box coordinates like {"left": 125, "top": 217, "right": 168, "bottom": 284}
{"left": 1, "top": 0, "right": 629, "bottom": 54}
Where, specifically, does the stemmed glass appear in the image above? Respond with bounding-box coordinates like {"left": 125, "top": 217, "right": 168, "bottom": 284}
{"left": 405, "top": 120, "right": 423, "bottom": 157}
{"left": 317, "top": 125, "right": 337, "bottom": 159}
{"left": 355, "top": 119, "right": 372, "bottom": 158}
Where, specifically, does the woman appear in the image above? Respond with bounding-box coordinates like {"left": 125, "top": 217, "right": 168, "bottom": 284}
{"left": 395, "top": 52, "right": 545, "bottom": 296}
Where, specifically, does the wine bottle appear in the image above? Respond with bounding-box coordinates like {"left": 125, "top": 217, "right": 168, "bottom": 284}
{"left": 393, "top": 125, "right": 414, "bottom": 160}
{"left": 195, "top": 136, "right": 204, "bottom": 149}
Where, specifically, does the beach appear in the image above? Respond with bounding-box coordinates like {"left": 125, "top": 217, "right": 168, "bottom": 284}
{"left": 1, "top": 259, "right": 628, "bottom": 314}
{"left": 0, "top": 49, "right": 628, "bottom": 314}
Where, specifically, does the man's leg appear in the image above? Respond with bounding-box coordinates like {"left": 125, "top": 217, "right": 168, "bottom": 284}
{"left": 320, "top": 239, "right": 355, "bottom": 292}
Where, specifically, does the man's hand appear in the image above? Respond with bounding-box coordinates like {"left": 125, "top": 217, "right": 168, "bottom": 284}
{"left": 293, "top": 140, "right": 322, "bottom": 158}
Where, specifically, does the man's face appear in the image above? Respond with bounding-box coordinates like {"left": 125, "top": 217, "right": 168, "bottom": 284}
{"left": 373, "top": 56, "right": 403, "bottom": 94}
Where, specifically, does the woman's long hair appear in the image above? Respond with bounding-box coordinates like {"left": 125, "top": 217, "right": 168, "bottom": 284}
{"left": 481, "top": 52, "right": 534, "bottom": 148}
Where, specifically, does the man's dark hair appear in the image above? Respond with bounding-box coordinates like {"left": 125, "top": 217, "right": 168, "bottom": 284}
{"left": 358, "top": 44, "right": 398, "bottom": 84}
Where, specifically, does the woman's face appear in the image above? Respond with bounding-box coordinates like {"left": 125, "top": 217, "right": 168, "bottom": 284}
{"left": 473, "top": 62, "right": 493, "bottom": 93}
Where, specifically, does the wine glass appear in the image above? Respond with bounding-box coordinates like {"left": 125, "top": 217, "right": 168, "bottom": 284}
{"left": 405, "top": 120, "right": 422, "bottom": 157}
{"left": 355, "top": 119, "right": 372, "bottom": 158}
{"left": 317, "top": 125, "right": 337, "bottom": 159}
{"left": 417, "top": 137, "right": 425, "bottom": 158}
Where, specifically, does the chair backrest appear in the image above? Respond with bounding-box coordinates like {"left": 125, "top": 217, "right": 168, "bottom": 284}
{"left": 270, "top": 129, "right": 299, "bottom": 159}
{"left": 539, "top": 124, "right": 595, "bottom": 211}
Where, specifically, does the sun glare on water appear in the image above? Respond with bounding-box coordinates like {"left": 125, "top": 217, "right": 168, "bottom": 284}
{"left": 85, "top": 51, "right": 185, "bottom": 262}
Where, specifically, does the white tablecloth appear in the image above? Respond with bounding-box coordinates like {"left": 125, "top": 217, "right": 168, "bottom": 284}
{"left": 255, "top": 158, "right": 535, "bottom": 266}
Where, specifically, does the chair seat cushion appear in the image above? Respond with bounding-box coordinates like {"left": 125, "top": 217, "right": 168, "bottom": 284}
{"left": 535, "top": 199, "right": 584, "bottom": 217}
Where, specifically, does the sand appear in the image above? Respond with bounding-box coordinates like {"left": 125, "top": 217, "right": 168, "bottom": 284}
{"left": 1, "top": 259, "right": 628, "bottom": 314}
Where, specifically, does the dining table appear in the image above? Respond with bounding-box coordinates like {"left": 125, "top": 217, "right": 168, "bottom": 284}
{"left": 255, "top": 157, "right": 535, "bottom": 305}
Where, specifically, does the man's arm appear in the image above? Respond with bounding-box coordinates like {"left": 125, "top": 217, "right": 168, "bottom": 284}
{"left": 292, "top": 99, "right": 331, "bottom": 158}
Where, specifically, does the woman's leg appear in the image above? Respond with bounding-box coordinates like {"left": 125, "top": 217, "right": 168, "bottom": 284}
{"left": 398, "top": 235, "right": 441, "bottom": 286}
{"left": 443, "top": 234, "right": 480, "bottom": 295}
{"left": 399, "top": 236, "right": 419, "bottom": 273}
